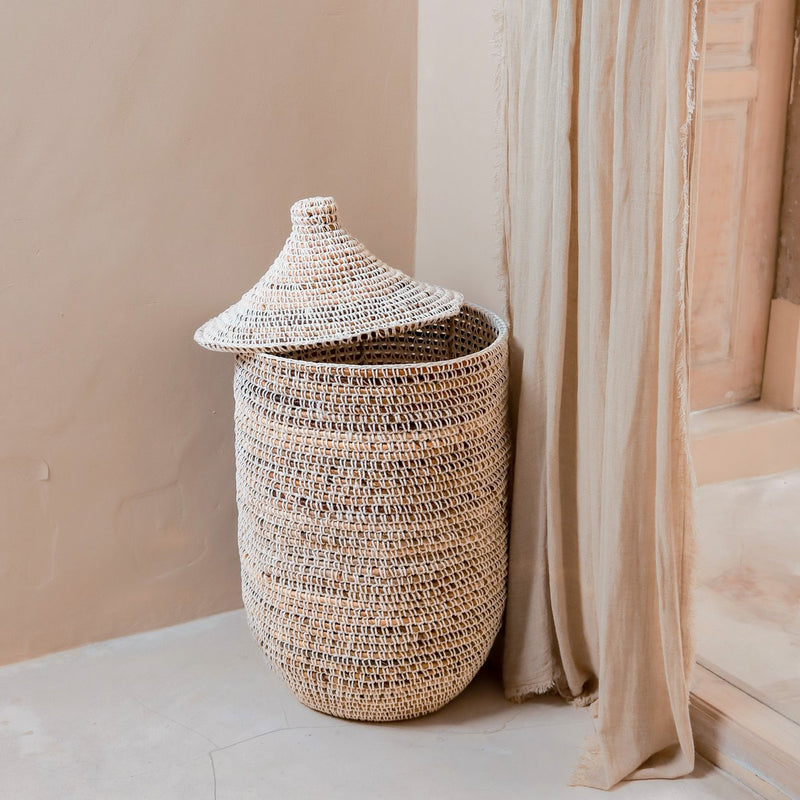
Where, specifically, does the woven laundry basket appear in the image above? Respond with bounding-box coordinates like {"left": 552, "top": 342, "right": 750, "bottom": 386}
{"left": 196, "top": 197, "right": 510, "bottom": 721}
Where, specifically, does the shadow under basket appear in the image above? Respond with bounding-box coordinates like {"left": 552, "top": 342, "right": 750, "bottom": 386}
{"left": 233, "top": 304, "right": 510, "bottom": 721}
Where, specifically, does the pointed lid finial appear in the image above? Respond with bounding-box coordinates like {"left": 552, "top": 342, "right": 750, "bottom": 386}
{"left": 194, "top": 196, "right": 463, "bottom": 353}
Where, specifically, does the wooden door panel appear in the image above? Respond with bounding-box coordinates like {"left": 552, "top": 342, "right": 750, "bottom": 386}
{"left": 692, "top": 102, "right": 749, "bottom": 367}
{"left": 704, "top": 1, "right": 757, "bottom": 69}
{"left": 690, "top": 0, "right": 795, "bottom": 410}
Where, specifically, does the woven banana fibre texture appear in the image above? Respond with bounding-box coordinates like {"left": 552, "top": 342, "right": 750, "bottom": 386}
{"left": 234, "top": 304, "right": 510, "bottom": 721}
{"left": 194, "top": 197, "right": 462, "bottom": 354}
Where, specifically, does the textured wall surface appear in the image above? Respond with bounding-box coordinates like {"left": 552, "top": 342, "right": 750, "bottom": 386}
{"left": 0, "top": 0, "right": 417, "bottom": 665}
{"left": 776, "top": 7, "right": 800, "bottom": 305}
{"left": 415, "top": 1, "right": 503, "bottom": 315}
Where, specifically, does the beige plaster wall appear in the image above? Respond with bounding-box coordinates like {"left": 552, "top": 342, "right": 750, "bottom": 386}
{"left": 415, "top": 1, "right": 504, "bottom": 315}
{"left": 0, "top": 0, "right": 417, "bottom": 665}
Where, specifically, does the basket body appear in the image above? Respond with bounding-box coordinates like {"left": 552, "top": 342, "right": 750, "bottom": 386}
{"left": 233, "top": 304, "right": 510, "bottom": 721}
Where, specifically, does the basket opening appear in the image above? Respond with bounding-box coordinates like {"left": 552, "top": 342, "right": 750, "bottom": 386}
{"left": 280, "top": 305, "right": 501, "bottom": 366}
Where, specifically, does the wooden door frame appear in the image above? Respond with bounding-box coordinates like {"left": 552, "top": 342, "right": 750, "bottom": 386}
{"left": 691, "top": 665, "right": 800, "bottom": 800}
{"left": 689, "top": 3, "right": 800, "bottom": 796}
{"left": 689, "top": 0, "right": 797, "bottom": 410}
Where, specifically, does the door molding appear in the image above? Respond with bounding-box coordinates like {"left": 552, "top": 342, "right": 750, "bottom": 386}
{"left": 691, "top": 664, "right": 800, "bottom": 800}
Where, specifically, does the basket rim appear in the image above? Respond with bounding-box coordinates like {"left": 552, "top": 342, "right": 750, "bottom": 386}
{"left": 196, "top": 285, "right": 463, "bottom": 354}
{"left": 235, "top": 303, "right": 509, "bottom": 374}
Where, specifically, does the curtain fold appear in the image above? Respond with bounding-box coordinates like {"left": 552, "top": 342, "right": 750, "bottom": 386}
{"left": 498, "top": 0, "right": 700, "bottom": 788}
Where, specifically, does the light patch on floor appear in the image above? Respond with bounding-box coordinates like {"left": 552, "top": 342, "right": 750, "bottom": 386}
{"left": 0, "top": 610, "right": 758, "bottom": 799}
{"left": 696, "top": 469, "right": 800, "bottom": 724}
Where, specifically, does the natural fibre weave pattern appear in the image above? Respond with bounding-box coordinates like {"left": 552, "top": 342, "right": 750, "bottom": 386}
{"left": 233, "top": 304, "right": 510, "bottom": 721}
{"left": 194, "top": 197, "right": 463, "bottom": 354}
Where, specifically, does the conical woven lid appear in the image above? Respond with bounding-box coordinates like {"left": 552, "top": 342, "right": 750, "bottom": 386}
{"left": 194, "top": 196, "right": 463, "bottom": 353}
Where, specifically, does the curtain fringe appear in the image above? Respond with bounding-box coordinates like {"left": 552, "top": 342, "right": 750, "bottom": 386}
{"left": 504, "top": 679, "right": 558, "bottom": 702}
{"left": 505, "top": 677, "right": 598, "bottom": 709}
{"left": 569, "top": 733, "right": 603, "bottom": 787}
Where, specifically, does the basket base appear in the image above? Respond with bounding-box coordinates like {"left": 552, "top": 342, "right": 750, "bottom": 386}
{"left": 244, "top": 605, "right": 503, "bottom": 723}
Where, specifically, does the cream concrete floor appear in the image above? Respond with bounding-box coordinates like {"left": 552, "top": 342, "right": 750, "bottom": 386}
{"left": 696, "top": 469, "right": 800, "bottom": 724}
{"left": 0, "top": 611, "right": 759, "bottom": 799}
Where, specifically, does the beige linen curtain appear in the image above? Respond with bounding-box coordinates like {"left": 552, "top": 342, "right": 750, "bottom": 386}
{"left": 498, "top": 0, "right": 700, "bottom": 789}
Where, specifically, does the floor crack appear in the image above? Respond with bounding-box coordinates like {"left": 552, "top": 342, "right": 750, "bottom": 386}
{"left": 279, "top": 700, "right": 289, "bottom": 731}
{"left": 210, "top": 722, "right": 350, "bottom": 755}
{"left": 132, "top": 695, "right": 220, "bottom": 749}
{"left": 209, "top": 751, "right": 217, "bottom": 800}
